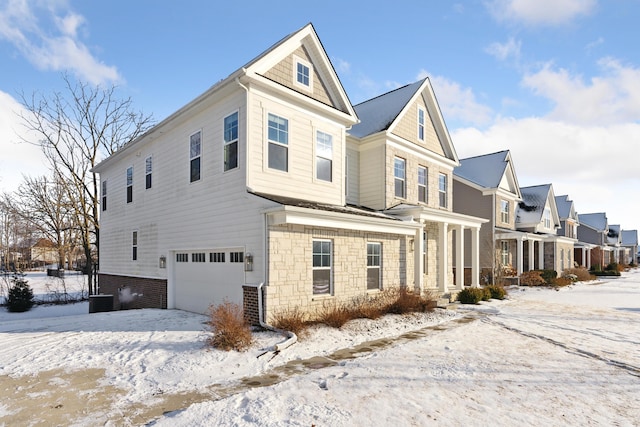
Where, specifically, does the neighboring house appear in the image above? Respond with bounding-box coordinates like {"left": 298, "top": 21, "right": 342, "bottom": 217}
{"left": 452, "top": 150, "right": 522, "bottom": 283}
{"left": 346, "top": 78, "right": 486, "bottom": 294}
{"left": 621, "top": 230, "right": 638, "bottom": 265}
{"left": 93, "top": 24, "right": 484, "bottom": 323}
{"left": 515, "top": 184, "right": 574, "bottom": 275}
{"left": 30, "top": 238, "right": 57, "bottom": 266}
{"left": 577, "top": 213, "right": 611, "bottom": 270}
{"left": 555, "top": 195, "right": 582, "bottom": 269}
{"left": 606, "top": 224, "right": 625, "bottom": 264}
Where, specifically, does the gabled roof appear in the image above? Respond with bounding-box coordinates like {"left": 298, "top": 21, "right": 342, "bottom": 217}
{"left": 454, "top": 150, "right": 522, "bottom": 198}
{"left": 607, "top": 224, "right": 621, "bottom": 245}
{"left": 621, "top": 230, "right": 638, "bottom": 246}
{"left": 555, "top": 195, "right": 577, "bottom": 221}
{"left": 349, "top": 78, "right": 457, "bottom": 162}
{"left": 578, "top": 212, "right": 608, "bottom": 232}
{"left": 516, "top": 184, "right": 559, "bottom": 228}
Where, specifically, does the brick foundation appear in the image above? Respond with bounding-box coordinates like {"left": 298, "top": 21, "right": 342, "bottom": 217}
{"left": 243, "top": 285, "right": 265, "bottom": 326}
{"left": 97, "top": 273, "right": 167, "bottom": 311}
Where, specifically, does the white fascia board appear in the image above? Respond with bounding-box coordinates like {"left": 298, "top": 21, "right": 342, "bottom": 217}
{"left": 388, "top": 205, "right": 487, "bottom": 228}
{"left": 494, "top": 229, "right": 545, "bottom": 241}
{"left": 386, "top": 136, "right": 458, "bottom": 169}
{"left": 265, "top": 206, "right": 421, "bottom": 236}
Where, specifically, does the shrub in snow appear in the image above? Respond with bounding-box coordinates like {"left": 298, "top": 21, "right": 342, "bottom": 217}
{"left": 486, "top": 285, "right": 507, "bottom": 300}
{"left": 6, "top": 274, "right": 35, "bottom": 312}
{"left": 551, "top": 277, "right": 572, "bottom": 287}
{"left": 206, "top": 301, "right": 253, "bottom": 351}
{"left": 456, "top": 288, "right": 485, "bottom": 304}
{"left": 562, "top": 267, "right": 595, "bottom": 282}
{"left": 519, "top": 271, "right": 546, "bottom": 286}
{"left": 271, "top": 306, "right": 310, "bottom": 339}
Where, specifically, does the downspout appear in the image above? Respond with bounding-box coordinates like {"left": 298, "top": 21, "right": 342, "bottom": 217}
{"left": 256, "top": 282, "right": 297, "bottom": 351}
{"left": 236, "top": 73, "right": 251, "bottom": 191}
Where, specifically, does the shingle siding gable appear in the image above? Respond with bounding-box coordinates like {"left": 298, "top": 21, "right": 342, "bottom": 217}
{"left": 391, "top": 96, "right": 444, "bottom": 156}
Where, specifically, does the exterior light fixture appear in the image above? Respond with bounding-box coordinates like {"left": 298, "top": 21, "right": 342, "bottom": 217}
{"left": 245, "top": 253, "right": 253, "bottom": 271}
{"left": 159, "top": 255, "right": 166, "bottom": 269}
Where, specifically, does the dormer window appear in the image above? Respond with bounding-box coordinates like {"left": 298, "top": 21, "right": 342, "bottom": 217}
{"left": 294, "top": 56, "right": 313, "bottom": 90}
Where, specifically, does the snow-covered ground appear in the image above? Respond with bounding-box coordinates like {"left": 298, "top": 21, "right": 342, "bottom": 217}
{"left": 1, "top": 270, "right": 639, "bottom": 426}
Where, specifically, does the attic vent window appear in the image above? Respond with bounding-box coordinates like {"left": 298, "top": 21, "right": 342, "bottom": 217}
{"left": 293, "top": 56, "right": 313, "bottom": 90}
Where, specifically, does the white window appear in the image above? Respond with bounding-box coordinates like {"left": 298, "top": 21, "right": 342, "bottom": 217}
{"left": 316, "top": 130, "right": 332, "bottom": 182}
{"left": 501, "top": 241, "right": 509, "bottom": 266}
{"left": 544, "top": 208, "right": 551, "bottom": 229}
{"left": 126, "top": 166, "right": 133, "bottom": 203}
{"left": 418, "top": 166, "right": 427, "bottom": 203}
{"left": 132, "top": 231, "right": 138, "bottom": 261}
{"left": 501, "top": 200, "right": 510, "bottom": 224}
{"left": 190, "top": 131, "right": 201, "bottom": 182}
{"left": 394, "top": 157, "right": 406, "bottom": 198}
{"left": 312, "top": 240, "right": 332, "bottom": 295}
{"left": 224, "top": 112, "right": 238, "bottom": 171}
{"left": 268, "top": 113, "right": 288, "bottom": 172}
{"left": 438, "top": 173, "right": 448, "bottom": 208}
{"left": 145, "top": 156, "right": 152, "bottom": 189}
{"left": 294, "top": 56, "right": 312, "bottom": 89}
{"left": 418, "top": 107, "right": 425, "bottom": 141}
{"left": 367, "top": 242, "right": 382, "bottom": 290}
{"left": 101, "top": 180, "right": 107, "bottom": 212}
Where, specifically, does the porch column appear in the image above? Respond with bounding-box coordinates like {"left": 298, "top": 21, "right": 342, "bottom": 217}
{"left": 586, "top": 248, "right": 591, "bottom": 270}
{"left": 538, "top": 240, "right": 545, "bottom": 269}
{"left": 471, "top": 226, "right": 480, "bottom": 287}
{"left": 517, "top": 238, "right": 524, "bottom": 276}
{"left": 455, "top": 225, "right": 465, "bottom": 290}
{"left": 439, "top": 222, "right": 449, "bottom": 293}
{"left": 414, "top": 227, "right": 423, "bottom": 294}
{"left": 528, "top": 240, "right": 535, "bottom": 272}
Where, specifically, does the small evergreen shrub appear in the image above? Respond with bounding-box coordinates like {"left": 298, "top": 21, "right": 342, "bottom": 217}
{"left": 456, "top": 287, "right": 485, "bottom": 304}
{"left": 6, "top": 274, "right": 34, "bottom": 313}
{"left": 206, "top": 301, "right": 253, "bottom": 351}
{"left": 486, "top": 285, "right": 507, "bottom": 300}
{"left": 537, "top": 269, "right": 557, "bottom": 283}
{"left": 519, "top": 271, "right": 545, "bottom": 286}
{"left": 481, "top": 287, "right": 492, "bottom": 301}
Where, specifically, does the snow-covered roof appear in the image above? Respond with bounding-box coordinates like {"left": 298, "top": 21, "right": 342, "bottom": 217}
{"left": 607, "top": 224, "right": 621, "bottom": 245}
{"left": 454, "top": 150, "right": 510, "bottom": 189}
{"left": 349, "top": 80, "right": 424, "bottom": 138}
{"left": 516, "top": 184, "right": 553, "bottom": 225}
{"left": 578, "top": 213, "right": 608, "bottom": 232}
{"left": 621, "top": 230, "right": 638, "bottom": 246}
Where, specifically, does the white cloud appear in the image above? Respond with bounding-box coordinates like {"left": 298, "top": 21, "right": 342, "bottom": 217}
{"left": 485, "top": 37, "right": 521, "bottom": 62}
{"left": 452, "top": 117, "right": 640, "bottom": 229}
{"left": 486, "top": 0, "right": 597, "bottom": 26}
{"left": 418, "top": 70, "right": 494, "bottom": 127}
{"left": 0, "top": 90, "right": 48, "bottom": 193}
{"left": 0, "top": 0, "right": 121, "bottom": 86}
{"left": 522, "top": 58, "right": 640, "bottom": 125}
{"left": 333, "top": 57, "right": 351, "bottom": 75}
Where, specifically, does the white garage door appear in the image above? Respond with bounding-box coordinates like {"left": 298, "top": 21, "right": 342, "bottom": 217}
{"left": 174, "top": 249, "right": 245, "bottom": 314}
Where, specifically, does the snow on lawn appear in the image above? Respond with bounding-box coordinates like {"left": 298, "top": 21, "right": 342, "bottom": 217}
{"left": 1, "top": 270, "right": 640, "bottom": 426}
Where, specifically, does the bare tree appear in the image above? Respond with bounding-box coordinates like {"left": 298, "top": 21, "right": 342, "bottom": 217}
{"left": 18, "top": 74, "right": 154, "bottom": 293}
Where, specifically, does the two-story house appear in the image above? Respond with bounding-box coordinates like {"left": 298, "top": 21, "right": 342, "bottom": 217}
{"left": 577, "top": 212, "right": 611, "bottom": 270}
{"left": 452, "top": 150, "right": 522, "bottom": 284}
{"left": 555, "top": 195, "right": 580, "bottom": 269}
{"left": 621, "top": 230, "right": 638, "bottom": 265}
{"left": 93, "top": 24, "right": 484, "bottom": 323}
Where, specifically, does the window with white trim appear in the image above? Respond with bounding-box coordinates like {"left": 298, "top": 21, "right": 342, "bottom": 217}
{"left": 267, "top": 113, "right": 288, "bottom": 172}
{"left": 418, "top": 166, "right": 427, "bottom": 203}
{"left": 316, "top": 130, "right": 332, "bottom": 182}
{"left": 438, "top": 173, "right": 448, "bottom": 208}
{"left": 224, "top": 112, "right": 238, "bottom": 171}
{"left": 544, "top": 208, "right": 551, "bottom": 229}
{"left": 312, "top": 240, "right": 332, "bottom": 295}
{"left": 418, "top": 107, "right": 425, "bottom": 141}
{"left": 501, "top": 241, "right": 509, "bottom": 266}
{"left": 500, "top": 200, "right": 510, "bottom": 224}
{"left": 132, "top": 231, "right": 138, "bottom": 261}
{"left": 126, "top": 166, "right": 133, "bottom": 203}
{"left": 394, "top": 157, "right": 406, "bottom": 198}
{"left": 367, "top": 242, "right": 382, "bottom": 290}
{"left": 145, "top": 156, "right": 152, "bottom": 189}
{"left": 294, "top": 56, "right": 312, "bottom": 89}
{"left": 190, "top": 130, "right": 201, "bottom": 182}
{"left": 101, "top": 180, "right": 107, "bottom": 211}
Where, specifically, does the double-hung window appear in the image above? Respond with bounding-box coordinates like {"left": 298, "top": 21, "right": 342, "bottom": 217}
{"left": 418, "top": 166, "right": 427, "bottom": 203}
{"left": 268, "top": 113, "right": 288, "bottom": 172}
{"left": 394, "top": 157, "right": 406, "bottom": 198}
{"left": 312, "top": 240, "right": 332, "bottom": 295}
{"left": 101, "top": 180, "right": 107, "bottom": 211}
{"left": 500, "top": 200, "right": 510, "bottom": 224}
{"left": 501, "top": 241, "right": 509, "bottom": 266}
{"left": 438, "top": 173, "right": 448, "bottom": 208}
{"left": 544, "top": 209, "right": 551, "bottom": 229}
{"left": 316, "top": 131, "right": 332, "bottom": 182}
{"left": 132, "top": 231, "right": 138, "bottom": 261}
{"left": 224, "top": 112, "right": 238, "bottom": 171}
{"left": 126, "top": 167, "right": 133, "bottom": 203}
{"left": 367, "top": 242, "right": 382, "bottom": 290}
{"left": 145, "top": 156, "right": 152, "bottom": 189}
{"left": 418, "top": 107, "right": 425, "bottom": 141}
{"left": 190, "top": 131, "right": 201, "bottom": 182}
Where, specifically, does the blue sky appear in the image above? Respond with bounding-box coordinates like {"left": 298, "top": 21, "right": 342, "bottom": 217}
{"left": 1, "top": 0, "right": 640, "bottom": 235}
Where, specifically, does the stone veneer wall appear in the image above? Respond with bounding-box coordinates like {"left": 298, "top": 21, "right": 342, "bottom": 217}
{"left": 97, "top": 273, "right": 167, "bottom": 311}
{"left": 264, "top": 224, "right": 412, "bottom": 322}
